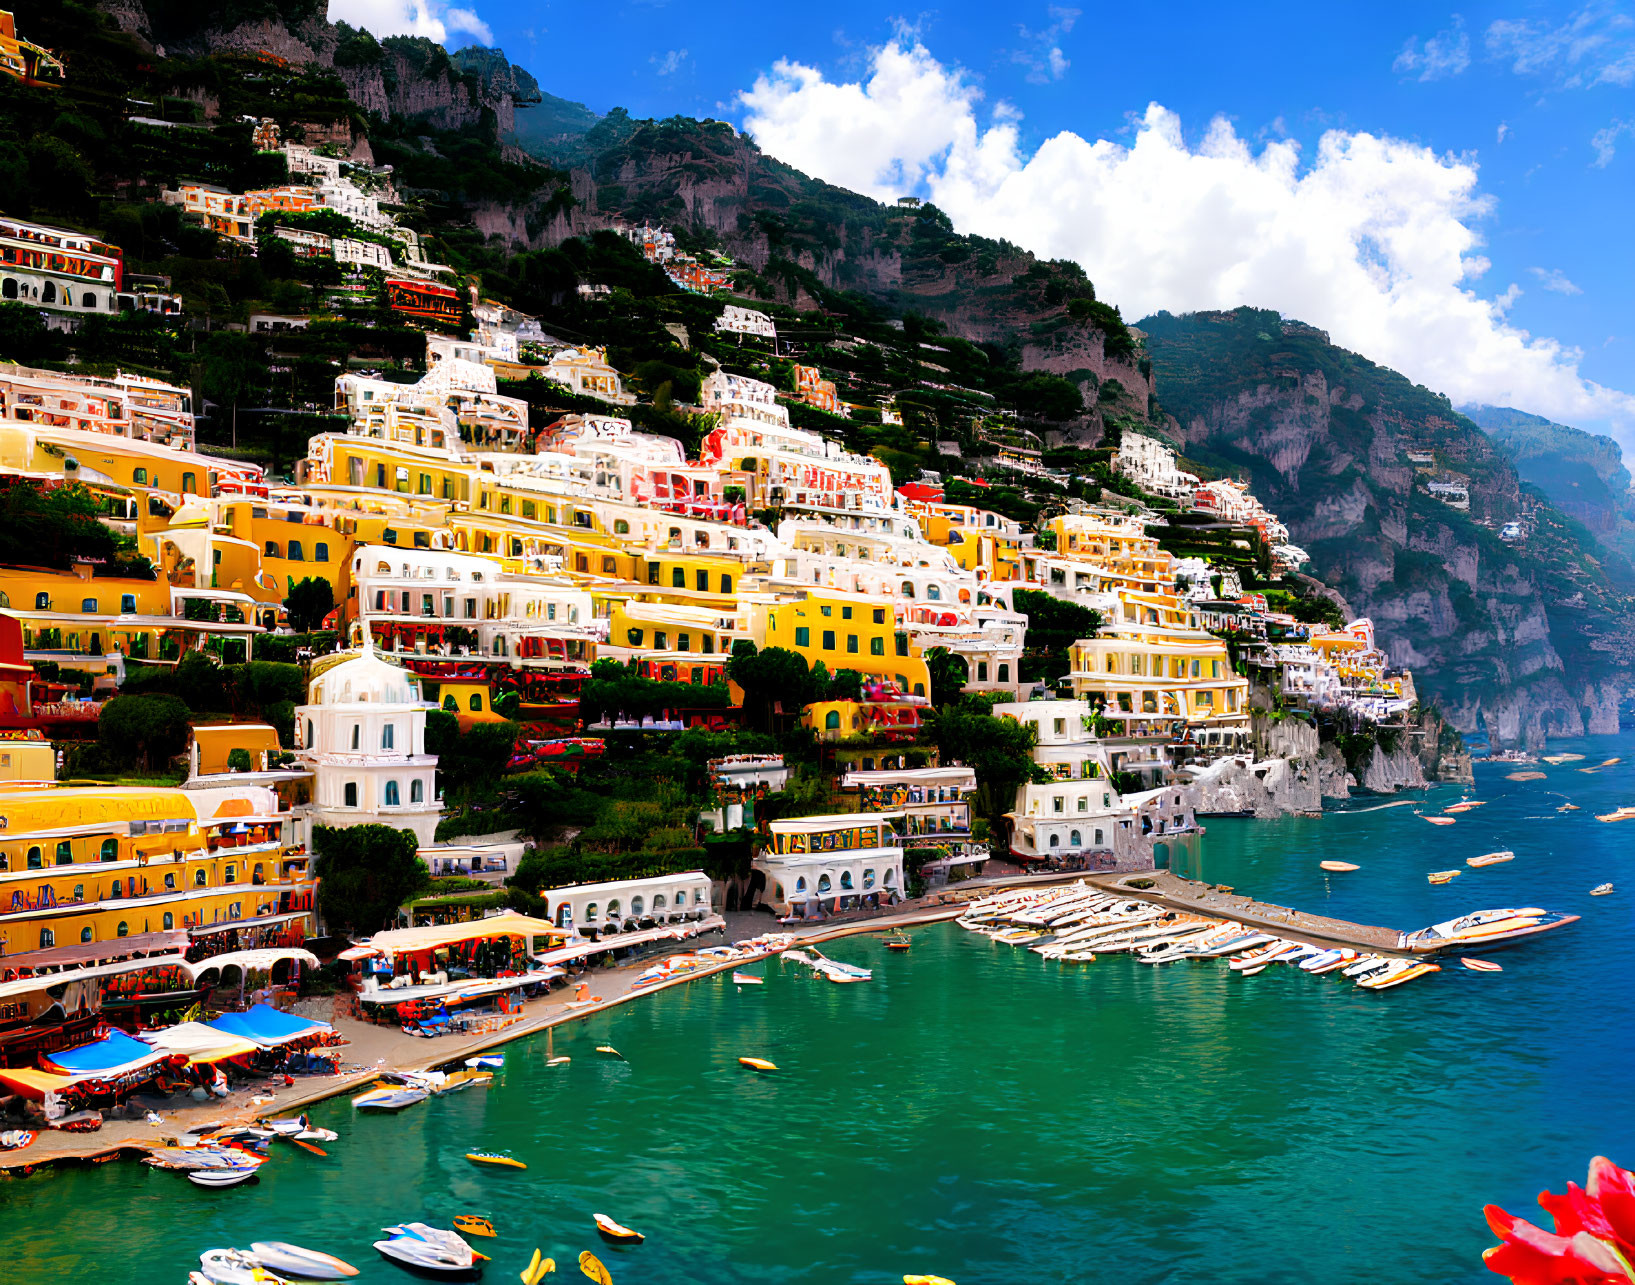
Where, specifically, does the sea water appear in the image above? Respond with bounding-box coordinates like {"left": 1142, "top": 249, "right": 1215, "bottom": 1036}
{"left": 2, "top": 735, "right": 1632, "bottom": 1284}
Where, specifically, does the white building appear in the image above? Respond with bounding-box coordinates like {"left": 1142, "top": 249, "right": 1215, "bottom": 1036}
{"left": 1114, "top": 433, "right": 1200, "bottom": 502}
{"left": 714, "top": 305, "right": 777, "bottom": 341}
{"left": 294, "top": 644, "right": 443, "bottom": 845}
{"left": 0, "top": 215, "right": 122, "bottom": 318}
{"left": 754, "top": 813, "right": 906, "bottom": 916}
{"left": 700, "top": 754, "right": 788, "bottom": 832}
{"left": 532, "top": 870, "right": 713, "bottom": 935}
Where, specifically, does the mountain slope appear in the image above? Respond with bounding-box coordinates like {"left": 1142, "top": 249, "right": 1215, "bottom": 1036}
{"left": 1140, "top": 308, "right": 1633, "bottom": 745}
{"left": 1463, "top": 404, "right": 1635, "bottom": 566}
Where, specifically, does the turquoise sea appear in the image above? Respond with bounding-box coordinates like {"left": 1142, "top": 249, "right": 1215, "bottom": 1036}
{"left": 2, "top": 733, "right": 1633, "bottom": 1284}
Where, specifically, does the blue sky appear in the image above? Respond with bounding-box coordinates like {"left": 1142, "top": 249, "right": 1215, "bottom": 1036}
{"left": 336, "top": 1, "right": 1635, "bottom": 440}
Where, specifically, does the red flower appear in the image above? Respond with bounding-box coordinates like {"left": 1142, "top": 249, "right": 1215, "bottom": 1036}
{"left": 1485, "top": 1158, "right": 1635, "bottom": 1284}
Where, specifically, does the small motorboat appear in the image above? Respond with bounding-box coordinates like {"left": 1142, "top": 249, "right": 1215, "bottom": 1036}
{"left": 264, "top": 1116, "right": 309, "bottom": 1136}
{"left": 1467, "top": 851, "right": 1515, "bottom": 867}
{"left": 1424, "top": 816, "right": 1457, "bottom": 826}
{"left": 188, "top": 1168, "right": 259, "bottom": 1189}
{"left": 1319, "top": 861, "right": 1359, "bottom": 872}
{"left": 373, "top": 1223, "right": 478, "bottom": 1276}
{"left": 731, "top": 971, "right": 763, "bottom": 985}
{"left": 1559, "top": 803, "right": 1580, "bottom": 812}
{"left": 594, "top": 1213, "right": 645, "bottom": 1245}
{"left": 1595, "top": 806, "right": 1635, "bottom": 823}
{"left": 451, "top": 1216, "right": 496, "bottom": 1239}
{"left": 352, "top": 1086, "right": 428, "bottom": 1112}
{"left": 436, "top": 1071, "right": 493, "bottom": 1093}
{"left": 1427, "top": 870, "right": 1462, "bottom": 884}
{"left": 466, "top": 1150, "right": 527, "bottom": 1169}
{"left": 464, "top": 1055, "right": 504, "bottom": 1070}
{"left": 1591, "top": 883, "right": 1615, "bottom": 896}
{"left": 0, "top": 1129, "right": 36, "bottom": 1151}
{"left": 296, "top": 1127, "right": 339, "bottom": 1143}
{"left": 198, "top": 1250, "right": 289, "bottom": 1284}
{"left": 739, "top": 1057, "right": 778, "bottom": 1072}
{"left": 883, "top": 935, "right": 912, "bottom": 951}
{"left": 595, "top": 1046, "right": 625, "bottom": 1060}
{"left": 249, "top": 1242, "right": 360, "bottom": 1279}
{"left": 1462, "top": 959, "right": 1503, "bottom": 972}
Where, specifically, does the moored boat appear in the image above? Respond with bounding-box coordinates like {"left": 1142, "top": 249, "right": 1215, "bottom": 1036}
{"left": 1595, "top": 806, "right": 1635, "bottom": 823}
{"left": 1359, "top": 961, "right": 1442, "bottom": 991}
{"left": 731, "top": 972, "right": 763, "bottom": 985}
{"left": 1591, "top": 883, "right": 1614, "bottom": 896}
{"left": 465, "top": 1150, "right": 526, "bottom": 1169}
{"left": 198, "top": 1251, "right": 290, "bottom": 1284}
{"left": 1466, "top": 851, "right": 1515, "bottom": 867}
{"left": 1319, "top": 861, "right": 1359, "bottom": 872}
{"left": 188, "top": 1168, "right": 259, "bottom": 1189}
{"left": 884, "top": 936, "right": 912, "bottom": 951}
{"left": 249, "top": 1243, "right": 360, "bottom": 1279}
{"left": 464, "top": 1055, "right": 504, "bottom": 1070}
{"left": 1462, "top": 959, "right": 1503, "bottom": 972}
{"left": 1428, "top": 870, "right": 1462, "bottom": 884}
{"left": 594, "top": 1213, "right": 645, "bottom": 1245}
{"left": 352, "top": 1086, "right": 428, "bottom": 1112}
{"left": 1424, "top": 816, "right": 1457, "bottom": 826}
{"left": 373, "top": 1224, "right": 478, "bottom": 1277}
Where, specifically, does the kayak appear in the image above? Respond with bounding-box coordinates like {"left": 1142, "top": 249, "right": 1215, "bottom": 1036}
{"left": 594, "top": 1213, "right": 645, "bottom": 1244}
{"left": 249, "top": 1242, "right": 359, "bottom": 1279}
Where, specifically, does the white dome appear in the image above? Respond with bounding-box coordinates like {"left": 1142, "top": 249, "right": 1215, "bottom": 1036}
{"left": 306, "top": 646, "right": 423, "bottom": 707}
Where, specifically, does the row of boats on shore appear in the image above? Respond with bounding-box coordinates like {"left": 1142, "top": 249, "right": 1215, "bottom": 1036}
{"left": 957, "top": 883, "right": 1577, "bottom": 992}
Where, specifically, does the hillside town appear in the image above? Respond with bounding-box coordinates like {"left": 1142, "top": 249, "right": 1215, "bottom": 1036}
{"left": 0, "top": 22, "right": 1453, "bottom": 1137}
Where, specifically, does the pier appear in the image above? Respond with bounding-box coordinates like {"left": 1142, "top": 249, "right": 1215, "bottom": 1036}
{"left": 1082, "top": 870, "right": 1421, "bottom": 955}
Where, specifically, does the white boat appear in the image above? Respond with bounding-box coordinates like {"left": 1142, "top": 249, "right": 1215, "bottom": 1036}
{"left": 188, "top": 1168, "right": 259, "bottom": 1189}
{"left": 296, "top": 1127, "right": 339, "bottom": 1143}
{"left": 1191, "top": 932, "right": 1275, "bottom": 958}
{"left": 373, "top": 1223, "right": 477, "bottom": 1276}
{"left": 731, "top": 971, "right": 763, "bottom": 985}
{"left": 464, "top": 1055, "right": 504, "bottom": 1070}
{"left": 1342, "top": 955, "right": 1392, "bottom": 980}
{"left": 352, "top": 1086, "right": 429, "bottom": 1112}
{"left": 1301, "top": 949, "right": 1359, "bottom": 974}
{"left": 250, "top": 1243, "right": 360, "bottom": 1279}
{"left": 198, "top": 1250, "right": 291, "bottom": 1284}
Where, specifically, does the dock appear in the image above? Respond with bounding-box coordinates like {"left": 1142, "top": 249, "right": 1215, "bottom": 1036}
{"left": 1082, "top": 870, "right": 1420, "bottom": 956}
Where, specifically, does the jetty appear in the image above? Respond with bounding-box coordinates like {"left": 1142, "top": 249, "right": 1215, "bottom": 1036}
{"left": 1082, "top": 870, "right": 1419, "bottom": 955}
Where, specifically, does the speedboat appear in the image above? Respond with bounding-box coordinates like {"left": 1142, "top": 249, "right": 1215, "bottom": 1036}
{"left": 1230, "top": 941, "right": 1288, "bottom": 971}
{"left": 188, "top": 1168, "right": 259, "bottom": 1189}
{"left": 593, "top": 1213, "right": 645, "bottom": 1245}
{"left": 464, "top": 1055, "right": 504, "bottom": 1070}
{"left": 466, "top": 1151, "right": 526, "bottom": 1169}
{"left": 296, "top": 1127, "right": 339, "bottom": 1143}
{"left": 1427, "top": 870, "right": 1462, "bottom": 884}
{"left": 373, "top": 1224, "right": 478, "bottom": 1276}
{"left": 249, "top": 1243, "right": 360, "bottom": 1279}
{"left": 199, "top": 1250, "right": 290, "bottom": 1284}
{"left": 732, "top": 971, "right": 764, "bottom": 984}
{"left": 1462, "top": 958, "right": 1503, "bottom": 972}
{"left": 1359, "top": 961, "right": 1442, "bottom": 991}
{"left": 1298, "top": 948, "right": 1354, "bottom": 974}
{"left": 1466, "top": 851, "right": 1515, "bottom": 867}
{"left": 1591, "top": 883, "right": 1614, "bottom": 896}
{"left": 1342, "top": 954, "right": 1390, "bottom": 979}
{"left": 739, "top": 1057, "right": 778, "bottom": 1072}
{"left": 1407, "top": 907, "right": 1576, "bottom": 949}
{"left": 352, "top": 1086, "right": 429, "bottom": 1112}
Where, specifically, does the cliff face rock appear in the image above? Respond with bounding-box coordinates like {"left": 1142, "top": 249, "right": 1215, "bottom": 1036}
{"left": 1141, "top": 308, "right": 1633, "bottom": 747}
{"left": 1357, "top": 743, "right": 1426, "bottom": 793}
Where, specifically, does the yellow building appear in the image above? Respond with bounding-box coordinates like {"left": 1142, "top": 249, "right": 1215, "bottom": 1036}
{"left": 0, "top": 786, "right": 313, "bottom": 957}
{"left": 1065, "top": 590, "right": 1249, "bottom": 748}
{"left": 753, "top": 590, "right": 930, "bottom": 697}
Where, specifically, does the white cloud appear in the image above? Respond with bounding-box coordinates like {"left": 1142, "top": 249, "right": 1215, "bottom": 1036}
{"left": 739, "top": 38, "right": 1635, "bottom": 443}
{"left": 1013, "top": 7, "right": 1080, "bottom": 85}
{"left": 1529, "top": 267, "right": 1584, "bottom": 295}
{"left": 327, "top": 0, "right": 492, "bottom": 45}
{"left": 1496, "top": 120, "right": 1510, "bottom": 143}
{"left": 1394, "top": 17, "right": 1472, "bottom": 81}
{"left": 1591, "top": 118, "right": 1634, "bottom": 165}
{"left": 1486, "top": 4, "right": 1635, "bottom": 87}
{"left": 652, "top": 49, "right": 689, "bottom": 76}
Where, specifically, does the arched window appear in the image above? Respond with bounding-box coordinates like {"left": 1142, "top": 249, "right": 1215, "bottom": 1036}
{"left": 163, "top": 872, "right": 175, "bottom": 889}
{"left": 116, "top": 921, "right": 129, "bottom": 938}
{"left": 884, "top": 868, "right": 896, "bottom": 886}
{"left": 630, "top": 896, "right": 644, "bottom": 917}
{"left": 901, "top": 580, "right": 915, "bottom": 597}
{"left": 1070, "top": 830, "right": 1082, "bottom": 847}
{"left": 1048, "top": 833, "right": 1060, "bottom": 847}
{"left": 34, "top": 592, "right": 48, "bottom": 610}
{"left": 315, "top": 542, "right": 330, "bottom": 562}
{"left": 39, "top": 928, "right": 55, "bottom": 948}
{"left": 998, "top": 662, "right": 1010, "bottom": 683}
{"left": 344, "top": 782, "right": 358, "bottom": 806}
{"left": 674, "top": 890, "right": 687, "bottom": 906}
{"left": 288, "top": 540, "right": 304, "bottom": 561}
{"left": 265, "top": 540, "right": 282, "bottom": 558}
{"left": 825, "top": 710, "right": 840, "bottom": 730}
{"left": 443, "top": 694, "right": 457, "bottom": 711}
{"left": 840, "top": 870, "right": 853, "bottom": 889}
{"left": 195, "top": 868, "right": 207, "bottom": 886}
{"left": 382, "top": 723, "right": 395, "bottom": 750}
{"left": 80, "top": 926, "right": 92, "bottom": 943}
{"left": 162, "top": 912, "right": 174, "bottom": 930}
{"left": 607, "top": 900, "right": 622, "bottom": 920}
{"left": 41, "top": 280, "right": 55, "bottom": 303}
{"left": 411, "top": 779, "right": 424, "bottom": 803}
{"left": 817, "top": 874, "right": 832, "bottom": 893}
{"left": 584, "top": 903, "right": 598, "bottom": 922}
{"left": 55, "top": 840, "right": 72, "bottom": 865}
{"left": 0, "top": 279, "right": 13, "bottom": 299}
{"left": 794, "top": 877, "right": 807, "bottom": 894}
{"left": 26, "top": 845, "right": 41, "bottom": 870}
{"left": 72, "top": 883, "right": 83, "bottom": 901}
{"left": 100, "top": 837, "right": 118, "bottom": 861}
{"left": 863, "top": 868, "right": 875, "bottom": 888}
{"left": 385, "top": 780, "right": 400, "bottom": 806}
{"left": 469, "top": 693, "right": 483, "bottom": 712}
{"left": 927, "top": 584, "right": 941, "bottom": 600}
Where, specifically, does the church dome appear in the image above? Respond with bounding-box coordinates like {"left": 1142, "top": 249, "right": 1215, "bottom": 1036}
{"left": 306, "top": 645, "right": 423, "bottom": 707}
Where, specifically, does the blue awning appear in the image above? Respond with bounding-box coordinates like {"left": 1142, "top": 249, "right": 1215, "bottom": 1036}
{"left": 42, "top": 1028, "right": 167, "bottom": 1078}
{"left": 205, "top": 1003, "right": 331, "bottom": 1048}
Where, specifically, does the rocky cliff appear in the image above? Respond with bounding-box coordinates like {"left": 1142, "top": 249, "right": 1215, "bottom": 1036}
{"left": 1141, "top": 308, "right": 1634, "bottom": 748}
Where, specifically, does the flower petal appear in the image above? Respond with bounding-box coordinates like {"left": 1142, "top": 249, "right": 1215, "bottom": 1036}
{"left": 1588, "top": 1159, "right": 1635, "bottom": 1256}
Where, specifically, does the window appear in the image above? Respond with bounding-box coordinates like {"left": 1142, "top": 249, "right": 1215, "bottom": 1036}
{"left": 385, "top": 780, "right": 401, "bottom": 806}
{"left": 183, "top": 472, "right": 196, "bottom": 494}
{"left": 164, "top": 871, "right": 175, "bottom": 889}
{"left": 120, "top": 593, "right": 136, "bottom": 614}
{"left": 71, "top": 883, "right": 83, "bottom": 900}
{"left": 443, "top": 694, "right": 458, "bottom": 712}
{"left": 81, "top": 597, "right": 98, "bottom": 614}
{"left": 26, "top": 845, "right": 41, "bottom": 870}
{"left": 34, "top": 592, "right": 48, "bottom": 611}
{"left": 382, "top": 724, "right": 395, "bottom": 750}
{"left": 672, "top": 567, "right": 686, "bottom": 588}
{"left": 288, "top": 539, "right": 304, "bottom": 561}
{"left": 901, "top": 581, "right": 915, "bottom": 598}
{"left": 1078, "top": 798, "right": 1088, "bottom": 813}
{"left": 116, "top": 921, "right": 129, "bottom": 938}
{"left": 315, "top": 542, "right": 329, "bottom": 563}
{"left": 795, "top": 626, "right": 810, "bottom": 647}
{"left": 469, "top": 694, "right": 483, "bottom": 712}
{"left": 344, "top": 782, "right": 358, "bottom": 807}
{"left": 411, "top": 779, "right": 424, "bottom": 803}
{"left": 697, "top": 570, "right": 709, "bottom": 592}
{"left": 822, "top": 630, "right": 835, "bottom": 650}
{"left": 614, "top": 520, "right": 629, "bottom": 535}
{"left": 351, "top": 724, "right": 360, "bottom": 750}
{"left": 842, "top": 606, "right": 852, "bottom": 621}
{"left": 99, "top": 837, "right": 119, "bottom": 862}
{"left": 265, "top": 540, "right": 282, "bottom": 558}
{"left": 870, "top": 637, "right": 884, "bottom": 656}
{"left": 1070, "top": 830, "right": 1082, "bottom": 847}
{"left": 928, "top": 585, "right": 941, "bottom": 601}
{"left": 873, "top": 608, "right": 886, "bottom": 625}
{"left": 896, "top": 635, "right": 909, "bottom": 657}
{"left": 847, "top": 634, "right": 858, "bottom": 653}
{"left": 39, "top": 928, "right": 55, "bottom": 949}
{"left": 721, "top": 575, "right": 733, "bottom": 594}
{"left": 80, "top": 926, "right": 92, "bottom": 942}
{"left": 195, "top": 868, "right": 207, "bottom": 886}
{"left": 1053, "top": 796, "right": 1065, "bottom": 814}
{"left": 134, "top": 467, "right": 147, "bottom": 485}
{"left": 223, "top": 863, "right": 238, "bottom": 885}
{"left": 522, "top": 500, "right": 536, "bottom": 519}
{"left": 825, "top": 710, "right": 841, "bottom": 730}
{"left": 998, "top": 662, "right": 1010, "bottom": 683}
{"left": 977, "top": 661, "right": 988, "bottom": 682}
{"left": 677, "top": 633, "right": 690, "bottom": 652}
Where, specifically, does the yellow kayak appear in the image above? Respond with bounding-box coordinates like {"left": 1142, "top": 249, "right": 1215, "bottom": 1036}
{"left": 579, "top": 1250, "right": 612, "bottom": 1284}
{"left": 739, "top": 1057, "right": 778, "bottom": 1072}
{"left": 467, "top": 1151, "right": 527, "bottom": 1170}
